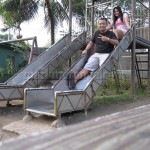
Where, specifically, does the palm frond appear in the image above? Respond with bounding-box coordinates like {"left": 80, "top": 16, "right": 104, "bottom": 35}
{"left": 44, "top": 0, "right": 68, "bottom": 30}
{"left": 0, "top": 0, "right": 40, "bottom": 29}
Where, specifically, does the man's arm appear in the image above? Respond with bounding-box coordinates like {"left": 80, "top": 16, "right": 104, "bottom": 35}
{"left": 98, "top": 34, "right": 119, "bottom": 46}
{"left": 82, "top": 41, "right": 94, "bottom": 55}
{"left": 107, "top": 38, "right": 119, "bottom": 45}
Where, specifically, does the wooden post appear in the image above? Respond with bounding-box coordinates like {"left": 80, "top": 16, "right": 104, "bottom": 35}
{"left": 148, "top": 48, "right": 150, "bottom": 92}
{"left": 131, "top": 0, "right": 136, "bottom": 99}
{"left": 0, "top": 37, "right": 34, "bottom": 44}
{"left": 68, "top": 0, "right": 72, "bottom": 67}
{"left": 91, "top": 0, "right": 94, "bottom": 37}
{"left": 85, "top": 0, "right": 88, "bottom": 31}
{"left": 34, "top": 37, "right": 38, "bottom": 51}
{"left": 148, "top": 1, "right": 150, "bottom": 92}
{"left": 111, "top": 0, "right": 114, "bottom": 14}
{"left": 28, "top": 37, "right": 36, "bottom": 64}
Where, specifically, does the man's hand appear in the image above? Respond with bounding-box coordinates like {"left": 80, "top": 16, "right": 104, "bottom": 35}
{"left": 97, "top": 34, "right": 109, "bottom": 41}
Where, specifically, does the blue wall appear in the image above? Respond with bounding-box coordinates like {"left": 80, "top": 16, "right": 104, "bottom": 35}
{"left": 0, "top": 44, "right": 23, "bottom": 69}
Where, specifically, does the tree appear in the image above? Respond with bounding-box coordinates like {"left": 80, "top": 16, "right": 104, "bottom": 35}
{"left": 0, "top": 0, "right": 39, "bottom": 38}
{"left": 0, "top": 33, "right": 12, "bottom": 40}
{"left": 62, "top": 0, "right": 85, "bottom": 16}
{"left": 0, "top": 0, "right": 68, "bottom": 44}
{"left": 42, "top": 0, "right": 68, "bottom": 44}
{"left": 61, "top": 0, "right": 85, "bottom": 27}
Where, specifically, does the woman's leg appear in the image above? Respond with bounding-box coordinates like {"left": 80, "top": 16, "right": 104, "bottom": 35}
{"left": 113, "top": 29, "right": 124, "bottom": 40}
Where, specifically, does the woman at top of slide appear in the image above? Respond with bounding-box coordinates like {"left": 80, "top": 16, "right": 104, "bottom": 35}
{"left": 107, "top": 6, "right": 131, "bottom": 40}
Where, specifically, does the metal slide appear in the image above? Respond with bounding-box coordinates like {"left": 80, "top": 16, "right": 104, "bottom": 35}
{"left": 24, "top": 27, "right": 137, "bottom": 117}
{"left": 0, "top": 32, "right": 87, "bottom": 101}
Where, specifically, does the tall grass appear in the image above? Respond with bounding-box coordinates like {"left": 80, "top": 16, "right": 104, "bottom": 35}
{"left": 94, "top": 77, "right": 147, "bottom": 105}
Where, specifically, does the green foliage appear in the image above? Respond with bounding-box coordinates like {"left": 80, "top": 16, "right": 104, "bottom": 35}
{"left": 0, "top": 34, "right": 10, "bottom": 40}
{"left": 0, "top": 0, "right": 68, "bottom": 44}
{"left": 6, "top": 59, "right": 15, "bottom": 76}
{"left": 95, "top": 77, "right": 148, "bottom": 105}
{"left": 5, "top": 57, "right": 27, "bottom": 79}
{"left": 0, "top": 67, "right": 4, "bottom": 78}
{"left": 18, "top": 41, "right": 30, "bottom": 51}
{"left": 0, "top": 58, "right": 27, "bottom": 82}
{"left": 0, "top": 0, "right": 39, "bottom": 31}
{"left": 43, "top": 0, "right": 68, "bottom": 44}
{"left": 136, "top": 86, "right": 147, "bottom": 96}
{"left": 61, "top": 0, "right": 86, "bottom": 29}
{"left": 104, "top": 78, "right": 131, "bottom": 91}
{"left": 62, "top": 0, "right": 85, "bottom": 16}
{"left": 10, "top": 41, "right": 30, "bottom": 53}
{"left": 10, "top": 45, "right": 23, "bottom": 53}
{"left": 94, "top": 92, "right": 132, "bottom": 105}
{"left": 18, "top": 58, "right": 28, "bottom": 69}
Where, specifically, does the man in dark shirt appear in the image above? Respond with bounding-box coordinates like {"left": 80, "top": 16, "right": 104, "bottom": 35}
{"left": 68, "top": 18, "right": 119, "bottom": 90}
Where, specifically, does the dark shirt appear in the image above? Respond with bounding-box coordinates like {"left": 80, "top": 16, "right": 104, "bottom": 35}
{"left": 91, "top": 30, "right": 117, "bottom": 53}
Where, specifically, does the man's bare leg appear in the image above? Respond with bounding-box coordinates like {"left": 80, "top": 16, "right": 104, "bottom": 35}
{"left": 67, "top": 69, "right": 90, "bottom": 90}
{"left": 74, "top": 69, "right": 90, "bottom": 83}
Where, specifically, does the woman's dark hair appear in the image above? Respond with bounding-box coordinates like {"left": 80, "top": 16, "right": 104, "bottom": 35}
{"left": 113, "top": 6, "right": 123, "bottom": 25}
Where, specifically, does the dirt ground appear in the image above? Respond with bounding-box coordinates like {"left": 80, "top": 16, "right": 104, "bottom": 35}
{"left": 0, "top": 95, "right": 150, "bottom": 142}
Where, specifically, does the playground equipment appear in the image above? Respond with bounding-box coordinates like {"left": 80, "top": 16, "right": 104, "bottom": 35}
{"left": 0, "top": 32, "right": 86, "bottom": 101}
{"left": 0, "top": 0, "right": 149, "bottom": 148}
{"left": 24, "top": 26, "right": 150, "bottom": 118}
{"left": 23, "top": 0, "right": 150, "bottom": 120}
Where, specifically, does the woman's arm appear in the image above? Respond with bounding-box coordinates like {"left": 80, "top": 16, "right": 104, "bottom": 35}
{"left": 124, "top": 15, "right": 131, "bottom": 29}
{"left": 106, "top": 21, "right": 114, "bottom": 30}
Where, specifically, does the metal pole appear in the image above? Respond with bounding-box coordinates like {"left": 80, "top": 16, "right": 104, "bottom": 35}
{"left": 111, "top": 0, "right": 113, "bottom": 13}
{"left": 131, "top": 0, "right": 136, "bottom": 98}
{"left": 111, "top": 0, "right": 113, "bottom": 27}
{"left": 69, "top": 0, "right": 72, "bottom": 43}
{"left": 91, "top": 0, "right": 94, "bottom": 37}
{"left": 68, "top": 0, "right": 72, "bottom": 67}
{"left": 148, "top": 48, "right": 150, "bottom": 92}
{"left": 85, "top": 0, "right": 88, "bottom": 31}
{"left": 148, "top": 1, "right": 150, "bottom": 92}
{"left": 34, "top": 36, "right": 38, "bottom": 56}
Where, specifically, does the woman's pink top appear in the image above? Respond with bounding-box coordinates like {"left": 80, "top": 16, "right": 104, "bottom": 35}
{"left": 115, "top": 13, "right": 128, "bottom": 31}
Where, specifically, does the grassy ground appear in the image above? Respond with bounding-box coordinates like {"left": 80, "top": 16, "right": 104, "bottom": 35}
{"left": 93, "top": 78, "right": 147, "bottom": 105}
